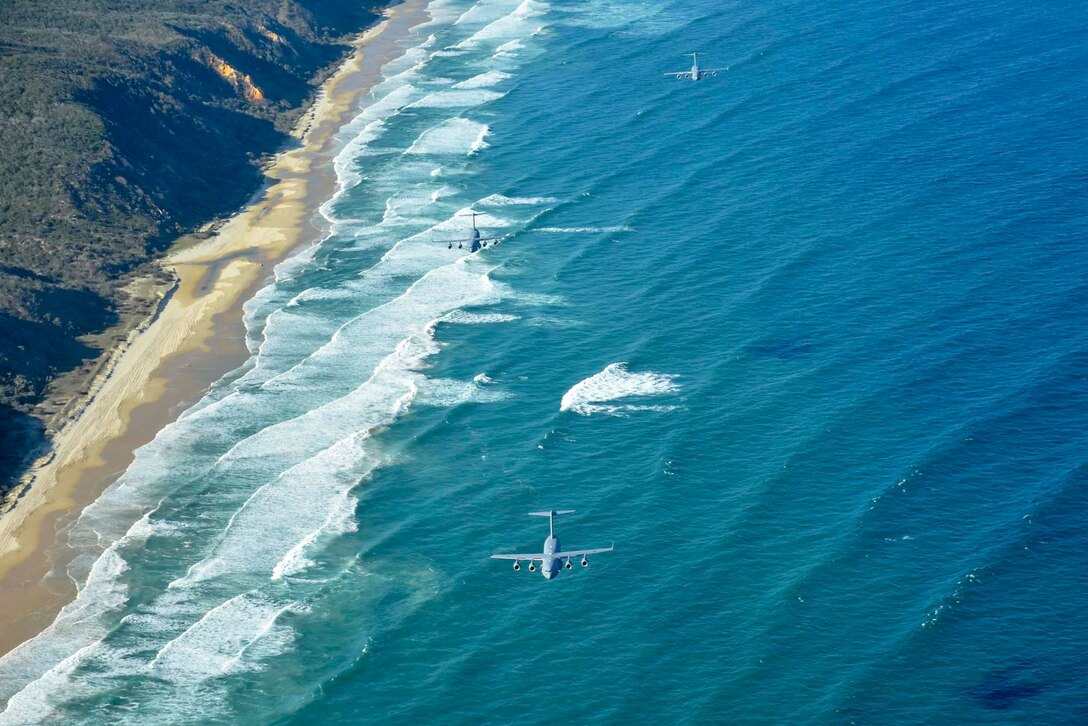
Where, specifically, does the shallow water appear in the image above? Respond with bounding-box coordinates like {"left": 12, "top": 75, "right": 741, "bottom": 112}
{"left": 2, "top": 0, "right": 1087, "bottom": 721}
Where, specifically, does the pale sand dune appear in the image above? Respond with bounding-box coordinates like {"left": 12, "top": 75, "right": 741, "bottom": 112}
{"left": 0, "top": 0, "right": 430, "bottom": 656}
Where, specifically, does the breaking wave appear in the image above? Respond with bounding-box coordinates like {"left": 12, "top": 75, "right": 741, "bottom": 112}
{"left": 560, "top": 363, "right": 681, "bottom": 416}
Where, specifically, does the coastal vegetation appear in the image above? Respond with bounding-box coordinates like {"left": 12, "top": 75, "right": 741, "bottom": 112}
{"left": 0, "top": 0, "right": 384, "bottom": 493}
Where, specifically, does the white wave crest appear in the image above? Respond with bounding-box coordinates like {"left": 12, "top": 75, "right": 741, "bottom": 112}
{"left": 560, "top": 1, "right": 681, "bottom": 37}
{"left": 416, "top": 377, "right": 508, "bottom": 406}
{"left": 454, "top": 70, "right": 512, "bottom": 89}
{"left": 495, "top": 39, "right": 525, "bottom": 56}
{"left": 459, "top": 0, "right": 547, "bottom": 48}
{"left": 560, "top": 363, "right": 680, "bottom": 416}
{"left": 409, "top": 88, "right": 505, "bottom": 108}
{"left": 148, "top": 592, "right": 298, "bottom": 681}
{"left": 453, "top": 0, "right": 518, "bottom": 26}
{"left": 406, "top": 118, "right": 490, "bottom": 155}
{"left": 479, "top": 193, "right": 558, "bottom": 205}
{"left": 441, "top": 310, "right": 520, "bottom": 324}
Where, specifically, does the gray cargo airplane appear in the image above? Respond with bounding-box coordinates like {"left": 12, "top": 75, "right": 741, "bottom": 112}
{"left": 438, "top": 212, "right": 501, "bottom": 252}
{"left": 491, "top": 510, "right": 613, "bottom": 579}
{"left": 665, "top": 52, "right": 727, "bottom": 81}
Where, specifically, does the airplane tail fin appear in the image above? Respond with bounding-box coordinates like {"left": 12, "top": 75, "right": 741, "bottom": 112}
{"left": 528, "top": 509, "right": 575, "bottom": 536}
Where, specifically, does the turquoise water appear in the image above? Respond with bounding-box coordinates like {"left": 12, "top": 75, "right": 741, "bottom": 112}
{"left": 3, "top": 0, "right": 1088, "bottom": 722}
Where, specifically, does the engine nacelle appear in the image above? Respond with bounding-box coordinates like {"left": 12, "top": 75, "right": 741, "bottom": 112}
{"left": 711, "top": 71, "right": 717, "bottom": 76}
{"left": 581, "top": 557, "right": 589, "bottom": 568}
{"left": 513, "top": 561, "right": 521, "bottom": 571}
{"left": 564, "top": 560, "right": 573, "bottom": 570}
{"left": 528, "top": 562, "right": 536, "bottom": 572}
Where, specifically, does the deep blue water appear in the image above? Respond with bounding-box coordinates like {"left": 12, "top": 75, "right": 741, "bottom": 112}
{"left": 2, "top": 0, "right": 1087, "bottom": 722}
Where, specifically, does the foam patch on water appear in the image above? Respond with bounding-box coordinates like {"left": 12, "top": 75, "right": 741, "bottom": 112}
{"left": 149, "top": 592, "right": 298, "bottom": 680}
{"left": 441, "top": 209, "right": 514, "bottom": 231}
{"left": 273, "top": 488, "right": 358, "bottom": 580}
{"left": 559, "top": 1, "right": 682, "bottom": 37}
{"left": 459, "top": 0, "right": 548, "bottom": 48}
{"left": 416, "top": 377, "right": 509, "bottom": 406}
{"left": 178, "top": 424, "right": 396, "bottom": 586}
{"left": 479, "top": 193, "right": 558, "bottom": 205}
{"left": 409, "top": 88, "right": 505, "bottom": 108}
{"left": 453, "top": 0, "right": 519, "bottom": 26}
{"left": 406, "top": 118, "right": 490, "bottom": 155}
{"left": 495, "top": 39, "right": 526, "bottom": 56}
{"left": 454, "top": 70, "right": 512, "bottom": 89}
{"left": 441, "top": 310, "right": 520, "bottom": 324}
{"left": 560, "top": 363, "right": 681, "bottom": 416}
{"left": 287, "top": 287, "right": 358, "bottom": 306}
{"left": 382, "top": 185, "right": 457, "bottom": 225}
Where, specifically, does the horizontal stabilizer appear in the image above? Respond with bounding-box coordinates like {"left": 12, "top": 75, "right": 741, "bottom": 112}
{"left": 528, "top": 509, "right": 575, "bottom": 517}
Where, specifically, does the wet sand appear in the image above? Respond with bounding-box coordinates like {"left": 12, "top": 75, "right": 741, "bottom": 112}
{"left": 0, "top": 0, "right": 429, "bottom": 657}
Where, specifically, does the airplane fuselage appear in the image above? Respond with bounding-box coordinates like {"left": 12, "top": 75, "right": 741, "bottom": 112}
{"left": 471, "top": 228, "right": 482, "bottom": 253}
{"left": 541, "top": 534, "right": 560, "bottom": 579}
{"left": 690, "top": 59, "right": 700, "bottom": 81}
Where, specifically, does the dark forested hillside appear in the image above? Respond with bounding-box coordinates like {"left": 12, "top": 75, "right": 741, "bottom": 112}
{"left": 0, "top": 0, "right": 384, "bottom": 489}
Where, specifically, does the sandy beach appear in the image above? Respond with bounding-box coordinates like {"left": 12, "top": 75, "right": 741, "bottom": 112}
{"left": 0, "top": 0, "right": 428, "bottom": 657}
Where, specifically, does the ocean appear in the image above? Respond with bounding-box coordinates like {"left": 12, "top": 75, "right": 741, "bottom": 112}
{"left": 2, "top": 0, "right": 1087, "bottom": 721}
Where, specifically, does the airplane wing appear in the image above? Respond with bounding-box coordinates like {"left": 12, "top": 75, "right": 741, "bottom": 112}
{"left": 490, "top": 553, "right": 544, "bottom": 561}
{"left": 436, "top": 236, "right": 502, "bottom": 244}
{"left": 665, "top": 71, "right": 693, "bottom": 78}
{"left": 701, "top": 67, "right": 728, "bottom": 72}
{"left": 554, "top": 545, "right": 614, "bottom": 559}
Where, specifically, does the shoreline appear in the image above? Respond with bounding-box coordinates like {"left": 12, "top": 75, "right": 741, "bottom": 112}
{"left": 0, "top": 0, "right": 429, "bottom": 657}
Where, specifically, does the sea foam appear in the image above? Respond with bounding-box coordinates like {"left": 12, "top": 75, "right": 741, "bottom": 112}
{"left": 406, "top": 118, "right": 491, "bottom": 155}
{"left": 459, "top": 0, "right": 547, "bottom": 48}
{"left": 409, "top": 88, "right": 505, "bottom": 108}
{"left": 560, "top": 363, "right": 681, "bottom": 416}
{"left": 454, "top": 70, "right": 512, "bottom": 88}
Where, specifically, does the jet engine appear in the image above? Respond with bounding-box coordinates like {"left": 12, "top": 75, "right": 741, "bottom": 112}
{"left": 513, "top": 561, "right": 521, "bottom": 571}
{"left": 564, "top": 559, "right": 573, "bottom": 570}
{"left": 581, "top": 557, "right": 589, "bottom": 568}
{"left": 528, "top": 562, "right": 536, "bottom": 572}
